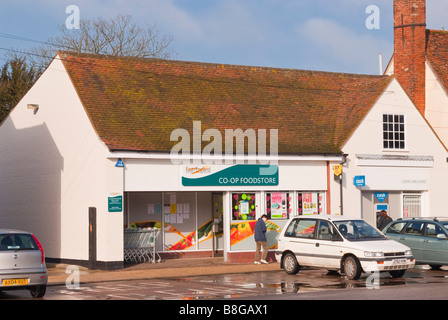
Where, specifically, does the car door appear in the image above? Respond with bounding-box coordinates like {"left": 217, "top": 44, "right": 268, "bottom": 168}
{"left": 313, "top": 220, "right": 342, "bottom": 269}
{"left": 399, "top": 221, "right": 425, "bottom": 261}
{"left": 421, "top": 223, "right": 448, "bottom": 265}
{"left": 285, "top": 218, "right": 317, "bottom": 267}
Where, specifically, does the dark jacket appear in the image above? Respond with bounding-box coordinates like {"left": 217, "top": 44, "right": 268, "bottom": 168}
{"left": 254, "top": 218, "right": 267, "bottom": 242}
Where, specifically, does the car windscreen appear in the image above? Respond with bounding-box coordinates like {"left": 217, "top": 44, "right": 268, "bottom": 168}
{"left": 0, "top": 234, "right": 38, "bottom": 251}
{"left": 333, "top": 220, "right": 386, "bottom": 241}
{"left": 441, "top": 221, "right": 448, "bottom": 230}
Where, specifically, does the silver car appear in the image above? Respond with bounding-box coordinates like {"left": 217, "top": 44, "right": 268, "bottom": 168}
{"left": 0, "top": 230, "right": 47, "bottom": 298}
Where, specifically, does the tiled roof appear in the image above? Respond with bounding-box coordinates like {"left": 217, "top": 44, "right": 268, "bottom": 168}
{"left": 426, "top": 30, "right": 448, "bottom": 93}
{"left": 59, "top": 51, "right": 392, "bottom": 155}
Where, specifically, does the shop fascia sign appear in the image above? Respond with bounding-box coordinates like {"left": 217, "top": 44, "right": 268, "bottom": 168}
{"left": 182, "top": 164, "right": 279, "bottom": 186}
{"left": 170, "top": 121, "right": 279, "bottom": 186}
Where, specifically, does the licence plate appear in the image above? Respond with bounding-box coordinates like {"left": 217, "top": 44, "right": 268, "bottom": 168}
{"left": 392, "top": 259, "right": 407, "bottom": 264}
{"left": 2, "top": 279, "right": 29, "bottom": 286}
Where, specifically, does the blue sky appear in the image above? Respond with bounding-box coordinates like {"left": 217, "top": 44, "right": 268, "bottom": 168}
{"left": 1, "top": 0, "right": 447, "bottom": 75}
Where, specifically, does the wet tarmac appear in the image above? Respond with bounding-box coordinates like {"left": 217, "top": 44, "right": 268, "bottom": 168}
{"left": 40, "top": 265, "right": 448, "bottom": 300}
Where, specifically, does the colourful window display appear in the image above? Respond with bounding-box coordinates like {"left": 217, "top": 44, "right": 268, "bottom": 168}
{"left": 298, "top": 192, "right": 325, "bottom": 215}
{"left": 232, "top": 193, "right": 256, "bottom": 221}
{"left": 266, "top": 192, "right": 291, "bottom": 219}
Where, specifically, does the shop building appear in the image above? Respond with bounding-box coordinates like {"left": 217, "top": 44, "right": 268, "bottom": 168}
{"left": 0, "top": 51, "right": 447, "bottom": 269}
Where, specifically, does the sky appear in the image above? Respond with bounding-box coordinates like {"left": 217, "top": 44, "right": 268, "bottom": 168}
{"left": 0, "top": 0, "right": 447, "bottom": 75}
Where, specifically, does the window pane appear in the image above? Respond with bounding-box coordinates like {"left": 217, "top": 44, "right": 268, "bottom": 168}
{"left": 386, "top": 222, "right": 407, "bottom": 234}
{"left": 295, "top": 219, "right": 317, "bottom": 238}
{"left": 0, "top": 234, "right": 37, "bottom": 251}
{"left": 404, "top": 222, "right": 424, "bottom": 235}
{"left": 232, "top": 193, "right": 256, "bottom": 220}
{"left": 266, "top": 192, "right": 290, "bottom": 219}
{"left": 298, "top": 192, "right": 324, "bottom": 215}
{"left": 425, "top": 223, "right": 441, "bottom": 238}
{"left": 382, "top": 114, "right": 405, "bottom": 150}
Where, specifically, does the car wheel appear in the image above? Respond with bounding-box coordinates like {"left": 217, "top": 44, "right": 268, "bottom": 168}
{"left": 29, "top": 285, "right": 46, "bottom": 298}
{"left": 389, "top": 270, "right": 406, "bottom": 278}
{"left": 343, "top": 256, "right": 362, "bottom": 280}
{"left": 283, "top": 253, "right": 300, "bottom": 275}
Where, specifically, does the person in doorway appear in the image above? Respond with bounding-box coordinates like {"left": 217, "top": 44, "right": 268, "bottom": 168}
{"left": 254, "top": 214, "right": 269, "bottom": 264}
{"left": 377, "top": 210, "right": 392, "bottom": 230}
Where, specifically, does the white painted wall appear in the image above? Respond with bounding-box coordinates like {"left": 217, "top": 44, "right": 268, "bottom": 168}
{"left": 342, "top": 79, "right": 448, "bottom": 222}
{"left": 0, "top": 56, "right": 124, "bottom": 264}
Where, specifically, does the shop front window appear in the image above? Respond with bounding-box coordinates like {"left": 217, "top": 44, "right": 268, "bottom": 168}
{"left": 266, "top": 192, "right": 291, "bottom": 219}
{"left": 232, "top": 193, "right": 256, "bottom": 221}
{"left": 298, "top": 192, "right": 324, "bottom": 215}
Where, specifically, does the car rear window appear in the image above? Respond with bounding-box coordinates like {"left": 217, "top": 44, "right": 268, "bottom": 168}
{"left": 0, "top": 234, "right": 38, "bottom": 251}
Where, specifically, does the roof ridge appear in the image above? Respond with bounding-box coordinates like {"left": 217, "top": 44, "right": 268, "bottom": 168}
{"left": 57, "top": 50, "right": 388, "bottom": 79}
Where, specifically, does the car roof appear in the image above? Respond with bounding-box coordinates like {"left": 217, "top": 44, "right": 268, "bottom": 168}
{"left": 396, "top": 217, "right": 448, "bottom": 222}
{"left": 290, "top": 215, "right": 363, "bottom": 221}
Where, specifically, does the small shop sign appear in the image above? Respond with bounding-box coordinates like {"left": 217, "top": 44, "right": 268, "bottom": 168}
{"left": 182, "top": 164, "right": 279, "bottom": 186}
{"left": 374, "top": 192, "right": 388, "bottom": 203}
{"left": 353, "top": 175, "right": 366, "bottom": 187}
{"left": 108, "top": 192, "right": 123, "bottom": 212}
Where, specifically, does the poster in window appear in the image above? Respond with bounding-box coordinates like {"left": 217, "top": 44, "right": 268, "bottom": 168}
{"left": 302, "top": 192, "right": 318, "bottom": 215}
{"left": 271, "top": 192, "right": 287, "bottom": 219}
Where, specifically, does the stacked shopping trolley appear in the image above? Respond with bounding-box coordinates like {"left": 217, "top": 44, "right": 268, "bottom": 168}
{"left": 124, "top": 228, "right": 161, "bottom": 263}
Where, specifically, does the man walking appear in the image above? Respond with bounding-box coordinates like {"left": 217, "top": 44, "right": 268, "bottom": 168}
{"left": 254, "top": 214, "right": 269, "bottom": 264}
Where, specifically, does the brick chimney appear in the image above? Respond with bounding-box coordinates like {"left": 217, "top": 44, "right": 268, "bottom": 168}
{"left": 393, "top": 0, "right": 427, "bottom": 115}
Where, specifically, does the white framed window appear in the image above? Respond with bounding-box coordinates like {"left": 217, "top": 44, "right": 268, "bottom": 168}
{"left": 383, "top": 114, "right": 405, "bottom": 150}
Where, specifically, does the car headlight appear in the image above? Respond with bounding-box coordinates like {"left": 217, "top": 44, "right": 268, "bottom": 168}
{"left": 405, "top": 250, "right": 412, "bottom": 256}
{"left": 364, "top": 251, "right": 384, "bottom": 258}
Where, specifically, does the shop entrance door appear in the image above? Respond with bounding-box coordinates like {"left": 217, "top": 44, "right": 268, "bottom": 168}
{"left": 212, "top": 193, "right": 224, "bottom": 255}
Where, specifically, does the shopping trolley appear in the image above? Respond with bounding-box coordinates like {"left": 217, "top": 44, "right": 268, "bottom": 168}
{"left": 124, "top": 228, "right": 161, "bottom": 263}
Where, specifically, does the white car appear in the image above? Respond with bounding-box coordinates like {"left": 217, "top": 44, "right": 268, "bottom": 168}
{"left": 275, "top": 215, "right": 415, "bottom": 280}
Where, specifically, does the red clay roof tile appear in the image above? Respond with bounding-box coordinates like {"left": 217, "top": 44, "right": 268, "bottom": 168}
{"left": 426, "top": 30, "right": 448, "bottom": 94}
{"left": 59, "top": 51, "right": 392, "bottom": 155}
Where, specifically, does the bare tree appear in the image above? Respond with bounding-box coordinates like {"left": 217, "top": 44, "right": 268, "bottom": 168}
{"left": 30, "top": 14, "right": 176, "bottom": 69}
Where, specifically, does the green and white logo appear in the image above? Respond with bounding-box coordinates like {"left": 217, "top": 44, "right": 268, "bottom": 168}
{"left": 182, "top": 164, "right": 278, "bottom": 186}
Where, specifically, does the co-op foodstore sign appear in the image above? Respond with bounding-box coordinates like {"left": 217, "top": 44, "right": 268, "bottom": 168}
{"left": 181, "top": 164, "right": 279, "bottom": 186}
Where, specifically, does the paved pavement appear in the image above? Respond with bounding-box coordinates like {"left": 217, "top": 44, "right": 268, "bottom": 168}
{"left": 47, "top": 257, "right": 280, "bottom": 286}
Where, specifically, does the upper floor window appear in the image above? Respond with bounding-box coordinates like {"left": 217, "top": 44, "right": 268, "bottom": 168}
{"left": 383, "top": 114, "right": 405, "bottom": 150}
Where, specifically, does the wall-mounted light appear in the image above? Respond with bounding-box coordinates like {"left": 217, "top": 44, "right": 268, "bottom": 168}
{"left": 27, "top": 104, "right": 39, "bottom": 114}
